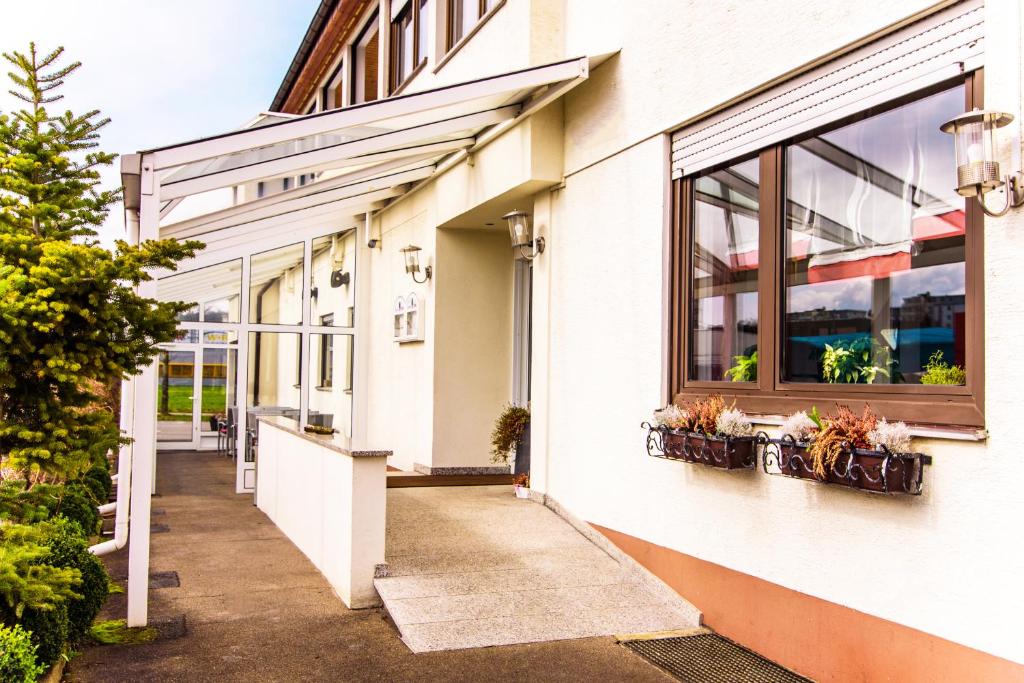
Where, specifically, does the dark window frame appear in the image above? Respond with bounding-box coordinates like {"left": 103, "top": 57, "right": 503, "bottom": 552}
{"left": 390, "top": 0, "right": 429, "bottom": 93}
{"left": 443, "top": 0, "right": 504, "bottom": 57}
{"left": 350, "top": 10, "right": 380, "bottom": 105}
{"left": 669, "top": 71, "right": 985, "bottom": 427}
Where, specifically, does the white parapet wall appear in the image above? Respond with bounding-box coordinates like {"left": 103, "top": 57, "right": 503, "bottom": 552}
{"left": 256, "top": 416, "right": 389, "bottom": 608}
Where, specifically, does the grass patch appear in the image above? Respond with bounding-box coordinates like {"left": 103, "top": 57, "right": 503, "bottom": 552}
{"left": 89, "top": 619, "right": 156, "bottom": 645}
{"left": 107, "top": 579, "right": 125, "bottom": 595}
{"left": 157, "top": 384, "right": 227, "bottom": 422}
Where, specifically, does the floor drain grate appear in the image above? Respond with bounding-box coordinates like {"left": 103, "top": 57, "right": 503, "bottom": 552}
{"left": 151, "top": 523, "right": 170, "bottom": 533}
{"left": 149, "top": 571, "right": 180, "bottom": 589}
{"left": 622, "top": 632, "right": 811, "bottom": 683}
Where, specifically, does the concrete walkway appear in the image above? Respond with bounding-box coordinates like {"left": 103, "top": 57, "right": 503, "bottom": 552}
{"left": 70, "top": 451, "right": 675, "bottom": 682}
{"left": 377, "top": 486, "right": 701, "bottom": 652}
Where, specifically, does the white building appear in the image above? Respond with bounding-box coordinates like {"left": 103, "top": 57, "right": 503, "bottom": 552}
{"left": 115, "top": 1, "right": 1024, "bottom": 679}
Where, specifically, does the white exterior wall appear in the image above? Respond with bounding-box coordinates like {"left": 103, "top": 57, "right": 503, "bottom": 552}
{"left": 526, "top": 0, "right": 1024, "bottom": 666}
{"left": 291, "top": 0, "right": 1024, "bottom": 665}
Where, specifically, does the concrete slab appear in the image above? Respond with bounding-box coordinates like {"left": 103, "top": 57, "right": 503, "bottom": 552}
{"left": 376, "top": 486, "right": 700, "bottom": 653}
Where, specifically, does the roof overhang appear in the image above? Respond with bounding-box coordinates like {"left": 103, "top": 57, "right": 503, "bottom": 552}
{"left": 132, "top": 55, "right": 609, "bottom": 269}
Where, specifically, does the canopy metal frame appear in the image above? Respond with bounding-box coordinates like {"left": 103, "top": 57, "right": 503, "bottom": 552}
{"left": 120, "top": 55, "right": 602, "bottom": 628}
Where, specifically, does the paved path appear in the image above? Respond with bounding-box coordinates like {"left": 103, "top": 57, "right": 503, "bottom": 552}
{"left": 70, "top": 451, "right": 674, "bottom": 682}
{"left": 377, "top": 486, "right": 701, "bottom": 652}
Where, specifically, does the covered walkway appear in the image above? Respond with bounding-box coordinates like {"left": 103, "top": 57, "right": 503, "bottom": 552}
{"left": 72, "top": 451, "right": 676, "bottom": 682}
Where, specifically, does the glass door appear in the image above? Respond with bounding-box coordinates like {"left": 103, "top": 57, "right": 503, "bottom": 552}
{"left": 157, "top": 347, "right": 199, "bottom": 448}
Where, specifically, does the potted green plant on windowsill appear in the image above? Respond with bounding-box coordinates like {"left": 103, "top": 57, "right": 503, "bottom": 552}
{"left": 919, "top": 351, "right": 966, "bottom": 385}
{"left": 649, "top": 395, "right": 757, "bottom": 470}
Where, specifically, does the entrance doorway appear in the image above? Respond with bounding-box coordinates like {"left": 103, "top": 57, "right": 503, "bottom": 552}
{"left": 156, "top": 334, "right": 238, "bottom": 451}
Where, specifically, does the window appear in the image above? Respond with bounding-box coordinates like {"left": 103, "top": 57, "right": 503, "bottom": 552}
{"left": 249, "top": 243, "right": 304, "bottom": 325}
{"left": 322, "top": 58, "right": 346, "bottom": 110}
{"left": 318, "top": 315, "right": 334, "bottom": 388}
{"left": 391, "top": 0, "right": 429, "bottom": 91}
{"left": 671, "top": 78, "right": 984, "bottom": 426}
{"left": 352, "top": 12, "right": 379, "bottom": 104}
{"left": 446, "top": 0, "right": 497, "bottom": 52}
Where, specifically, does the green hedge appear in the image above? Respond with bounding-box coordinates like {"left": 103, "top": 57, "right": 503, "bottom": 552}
{"left": 36, "top": 519, "right": 108, "bottom": 644}
{"left": 0, "top": 624, "right": 44, "bottom": 683}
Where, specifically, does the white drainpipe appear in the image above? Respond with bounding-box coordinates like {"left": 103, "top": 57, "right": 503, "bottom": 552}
{"left": 90, "top": 207, "right": 139, "bottom": 557}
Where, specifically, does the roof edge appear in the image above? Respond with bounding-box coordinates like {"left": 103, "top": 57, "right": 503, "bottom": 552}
{"left": 270, "top": 0, "right": 338, "bottom": 112}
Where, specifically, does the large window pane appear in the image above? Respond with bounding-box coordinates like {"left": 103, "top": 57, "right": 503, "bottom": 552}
{"left": 249, "top": 243, "right": 304, "bottom": 325}
{"left": 201, "top": 347, "right": 237, "bottom": 434}
{"left": 783, "top": 85, "right": 966, "bottom": 384}
{"left": 157, "top": 349, "right": 194, "bottom": 442}
{"left": 309, "top": 333, "right": 354, "bottom": 440}
{"left": 690, "top": 158, "right": 760, "bottom": 382}
{"left": 310, "top": 231, "right": 356, "bottom": 327}
{"left": 247, "top": 332, "right": 301, "bottom": 423}
{"left": 157, "top": 259, "right": 242, "bottom": 324}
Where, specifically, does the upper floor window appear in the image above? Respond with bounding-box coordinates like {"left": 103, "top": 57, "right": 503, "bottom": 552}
{"left": 671, "top": 78, "right": 983, "bottom": 426}
{"left": 322, "top": 59, "right": 346, "bottom": 111}
{"left": 390, "top": 0, "right": 429, "bottom": 91}
{"left": 352, "top": 11, "right": 379, "bottom": 104}
{"left": 447, "top": 0, "right": 497, "bottom": 52}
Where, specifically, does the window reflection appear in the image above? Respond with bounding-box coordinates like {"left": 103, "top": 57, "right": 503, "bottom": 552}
{"left": 249, "top": 243, "right": 304, "bottom": 325}
{"left": 783, "top": 85, "right": 966, "bottom": 384}
{"left": 157, "top": 259, "right": 242, "bottom": 324}
{"left": 309, "top": 333, "right": 353, "bottom": 439}
{"left": 690, "top": 158, "right": 760, "bottom": 382}
{"left": 310, "top": 231, "right": 356, "bottom": 327}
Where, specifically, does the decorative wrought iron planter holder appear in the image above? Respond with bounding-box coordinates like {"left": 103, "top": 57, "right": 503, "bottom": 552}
{"left": 642, "top": 423, "right": 759, "bottom": 470}
{"left": 760, "top": 434, "right": 932, "bottom": 495}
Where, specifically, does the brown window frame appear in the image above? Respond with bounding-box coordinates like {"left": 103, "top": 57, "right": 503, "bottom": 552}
{"left": 669, "top": 71, "right": 985, "bottom": 428}
{"left": 350, "top": 11, "right": 379, "bottom": 105}
{"left": 390, "top": 0, "right": 429, "bottom": 93}
{"left": 442, "top": 0, "right": 504, "bottom": 58}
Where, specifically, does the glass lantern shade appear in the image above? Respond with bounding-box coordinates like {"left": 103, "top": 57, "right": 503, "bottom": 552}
{"left": 940, "top": 109, "right": 1014, "bottom": 196}
{"left": 400, "top": 245, "right": 422, "bottom": 274}
{"left": 503, "top": 210, "right": 532, "bottom": 248}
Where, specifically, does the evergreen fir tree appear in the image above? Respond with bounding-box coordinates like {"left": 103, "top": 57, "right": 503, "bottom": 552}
{"left": 0, "top": 44, "right": 202, "bottom": 481}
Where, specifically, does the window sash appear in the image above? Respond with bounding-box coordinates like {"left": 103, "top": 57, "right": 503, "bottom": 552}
{"left": 670, "top": 74, "right": 984, "bottom": 427}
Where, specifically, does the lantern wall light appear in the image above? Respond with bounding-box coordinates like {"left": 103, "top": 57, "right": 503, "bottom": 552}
{"left": 400, "top": 244, "right": 432, "bottom": 283}
{"left": 941, "top": 108, "right": 1024, "bottom": 217}
{"left": 503, "top": 210, "right": 545, "bottom": 260}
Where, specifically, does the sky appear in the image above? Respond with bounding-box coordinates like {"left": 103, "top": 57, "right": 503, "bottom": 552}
{"left": 0, "top": 0, "right": 321, "bottom": 245}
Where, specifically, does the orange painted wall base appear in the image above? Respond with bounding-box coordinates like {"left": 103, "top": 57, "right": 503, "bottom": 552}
{"left": 591, "top": 523, "right": 1024, "bottom": 683}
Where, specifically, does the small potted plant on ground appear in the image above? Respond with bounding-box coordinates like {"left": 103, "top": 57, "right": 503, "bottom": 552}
{"left": 490, "top": 404, "right": 530, "bottom": 473}
{"left": 648, "top": 395, "right": 757, "bottom": 470}
{"left": 513, "top": 473, "right": 530, "bottom": 499}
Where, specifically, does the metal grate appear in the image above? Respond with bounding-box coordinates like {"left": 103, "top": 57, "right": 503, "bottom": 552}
{"left": 149, "top": 571, "right": 180, "bottom": 589}
{"left": 622, "top": 632, "right": 812, "bottom": 683}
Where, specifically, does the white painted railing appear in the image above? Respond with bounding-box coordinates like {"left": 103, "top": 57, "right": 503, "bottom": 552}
{"left": 256, "top": 416, "right": 389, "bottom": 608}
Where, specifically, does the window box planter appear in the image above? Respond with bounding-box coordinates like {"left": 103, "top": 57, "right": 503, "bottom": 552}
{"left": 762, "top": 436, "right": 931, "bottom": 495}
{"left": 643, "top": 424, "right": 757, "bottom": 470}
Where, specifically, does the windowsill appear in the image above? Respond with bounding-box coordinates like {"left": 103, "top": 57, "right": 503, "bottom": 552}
{"left": 433, "top": 0, "right": 507, "bottom": 75}
{"left": 672, "top": 388, "right": 984, "bottom": 436}
{"left": 391, "top": 59, "right": 428, "bottom": 97}
{"left": 315, "top": 386, "right": 333, "bottom": 392}
{"left": 745, "top": 413, "right": 987, "bottom": 442}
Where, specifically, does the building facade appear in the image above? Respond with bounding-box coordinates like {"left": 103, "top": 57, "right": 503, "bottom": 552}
{"left": 134, "top": 0, "right": 1024, "bottom": 680}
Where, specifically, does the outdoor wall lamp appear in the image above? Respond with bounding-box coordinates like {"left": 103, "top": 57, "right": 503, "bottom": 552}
{"left": 503, "top": 210, "right": 545, "bottom": 260}
{"left": 941, "top": 108, "right": 1024, "bottom": 217}
{"left": 400, "top": 244, "right": 432, "bottom": 283}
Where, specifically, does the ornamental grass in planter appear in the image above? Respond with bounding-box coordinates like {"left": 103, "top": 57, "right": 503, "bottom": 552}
{"left": 769, "top": 405, "right": 929, "bottom": 494}
{"left": 649, "top": 395, "right": 757, "bottom": 470}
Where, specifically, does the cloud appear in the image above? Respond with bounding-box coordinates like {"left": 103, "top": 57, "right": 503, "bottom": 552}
{"left": 0, "top": 0, "right": 320, "bottom": 246}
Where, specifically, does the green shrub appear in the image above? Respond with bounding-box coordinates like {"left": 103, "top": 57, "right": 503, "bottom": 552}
{"left": 54, "top": 486, "right": 99, "bottom": 536}
{"left": 79, "top": 477, "right": 106, "bottom": 505}
{"left": 84, "top": 465, "right": 113, "bottom": 501}
{"left": 36, "top": 519, "right": 108, "bottom": 644}
{"left": 489, "top": 404, "right": 530, "bottom": 464}
{"left": 18, "top": 603, "right": 68, "bottom": 666}
{"left": 0, "top": 524, "right": 81, "bottom": 621}
{"left": 920, "top": 350, "right": 966, "bottom": 385}
{"left": 0, "top": 484, "right": 62, "bottom": 525}
{"left": 89, "top": 619, "right": 156, "bottom": 646}
{"left": 0, "top": 624, "right": 44, "bottom": 683}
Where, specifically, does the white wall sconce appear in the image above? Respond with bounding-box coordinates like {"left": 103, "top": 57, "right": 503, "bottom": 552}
{"left": 503, "top": 210, "right": 545, "bottom": 260}
{"left": 941, "top": 108, "right": 1024, "bottom": 217}
{"left": 400, "top": 244, "right": 432, "bottom": 283}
